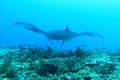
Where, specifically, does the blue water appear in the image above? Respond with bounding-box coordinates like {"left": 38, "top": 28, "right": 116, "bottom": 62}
{"left": 0, "top": 0, "right": 120, "bottom": 50}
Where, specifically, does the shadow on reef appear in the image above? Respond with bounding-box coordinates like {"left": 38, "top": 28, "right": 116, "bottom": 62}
{"left": 26, "top": 46, "right": 90, "bottom": 76}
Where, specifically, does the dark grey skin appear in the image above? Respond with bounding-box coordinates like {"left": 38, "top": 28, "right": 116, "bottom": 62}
{"left": 14, "top": 22, "right": 104, "bottom": 45}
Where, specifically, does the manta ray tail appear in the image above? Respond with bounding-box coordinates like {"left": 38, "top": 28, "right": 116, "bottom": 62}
{"left": 14, "top": 22, "right": 47, "bottom": 35}
{"left": 78, "top": 32, "right": 104, "bottom": 39}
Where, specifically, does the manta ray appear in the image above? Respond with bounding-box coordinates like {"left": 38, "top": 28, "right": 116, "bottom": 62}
{"left": 14, "top": 22, "right": 104, "bottom": 45}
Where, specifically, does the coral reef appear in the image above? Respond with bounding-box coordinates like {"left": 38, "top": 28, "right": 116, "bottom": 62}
{"left": 0, "top": 45, "right": 120, "bottom": 79}
{"left": 0, "top": 53, "right": 16, "bottom": 79}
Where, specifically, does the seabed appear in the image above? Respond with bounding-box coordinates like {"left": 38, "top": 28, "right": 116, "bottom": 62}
{"left": 0, "top": 45, "right": 120, "bottom": 80}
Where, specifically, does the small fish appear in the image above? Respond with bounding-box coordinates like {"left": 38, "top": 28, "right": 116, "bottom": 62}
{"left": 82, "top": 44, "right": 87, "bottom": 47}
{"left": 86, "top": 63, "right": 100, "bottom": 67}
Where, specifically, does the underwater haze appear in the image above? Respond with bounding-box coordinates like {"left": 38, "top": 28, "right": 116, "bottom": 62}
{"left": 0, "top": 0, "right": 120, "bottom": 50}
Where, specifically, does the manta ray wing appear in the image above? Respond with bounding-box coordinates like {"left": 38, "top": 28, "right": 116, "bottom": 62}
{"left": 78, "top": 32, "right": 104, "bottom": 39}
{"left": 14, "top": 22, "right": 46, "bottom": 34}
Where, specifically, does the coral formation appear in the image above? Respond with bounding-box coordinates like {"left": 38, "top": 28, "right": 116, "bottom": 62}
{"left": 0, "top": 45, "right": 120, "bottom": 79}
{"left": 0, "top": 53, "right": 16, "bottom": 78}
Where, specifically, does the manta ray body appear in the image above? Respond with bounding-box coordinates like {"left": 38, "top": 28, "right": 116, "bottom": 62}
{"left": 14, "top": 22, "right": 104, "bottom": 45}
